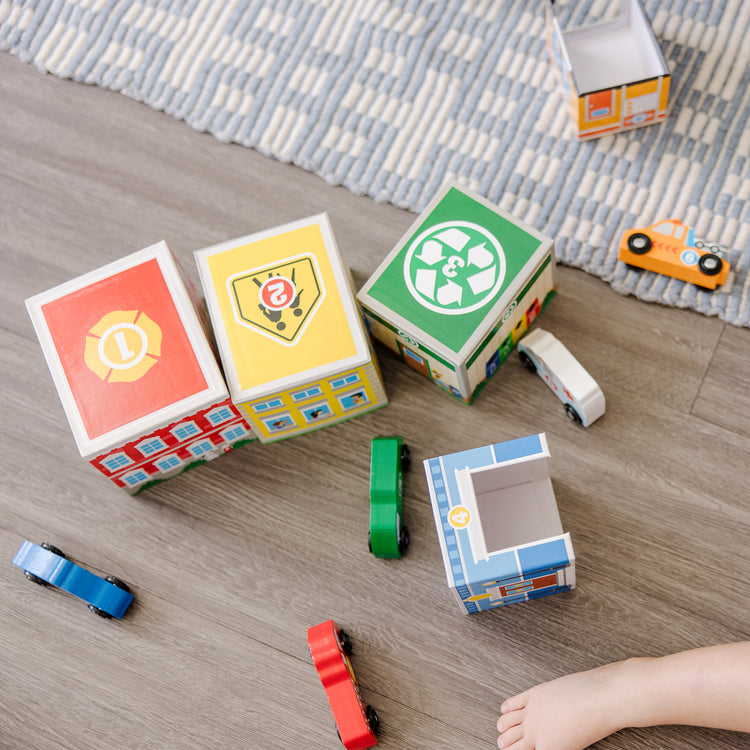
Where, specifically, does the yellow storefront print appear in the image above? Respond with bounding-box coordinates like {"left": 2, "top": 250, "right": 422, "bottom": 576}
{"left": 238, "top": 363, "right": 383, "bottom": 440}
{"left": 228, "top": 253, "right": 324, "bottom": 345}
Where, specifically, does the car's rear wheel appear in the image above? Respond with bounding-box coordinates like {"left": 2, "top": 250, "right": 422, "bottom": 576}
{"left": 698, "top": 253, "right": 723, "bottom": 276}
{"left": 520, "top": 350, "right": 536, "bottom": 373}
{"left": 627, "top": 233, "right": 652, "bottom": 254}
{"left": 399, "top": 526, "right": 410, "bottom": 555}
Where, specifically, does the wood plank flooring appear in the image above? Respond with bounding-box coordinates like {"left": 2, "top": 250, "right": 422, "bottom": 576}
{"left": 1, "top": 51, "right": 749, "bottom": 749}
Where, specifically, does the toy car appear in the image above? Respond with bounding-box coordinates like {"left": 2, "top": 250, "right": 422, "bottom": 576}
{"left": 12, "top": 540, "right": 134, "bottom": 619}
{"left": 307, "top": 619, "right": 379, "bottom": 749}
{"left": 368, "top": 435, "right": 410, "bottom": 558}
{"left": 517, "top": 328, "right": 605, "bottom": 426}
{"left": 618, "top": 218, "right": 731, "bottom": 289}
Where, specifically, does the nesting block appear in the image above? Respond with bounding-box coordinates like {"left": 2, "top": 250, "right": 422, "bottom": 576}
{"left": 423, "top": 433, "right": 575, "bottom": 613}
{"left": 25, "top": 242, "right": 254, "bottom": 493}
{"left": 546, "top": 0, "right": 670, "bottom": 140}
{"left": 194, "top": 214, "right": 387, "bottom": 442}
{"left": 357, "top": 182, "right": 556, "bottom": 403}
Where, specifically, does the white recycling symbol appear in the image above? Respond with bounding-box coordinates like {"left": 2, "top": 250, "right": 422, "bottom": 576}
{"left": 404, "top": 221, "right": 506, "bottom": 315}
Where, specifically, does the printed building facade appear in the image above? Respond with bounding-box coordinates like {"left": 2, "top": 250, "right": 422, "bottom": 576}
{"left": 26, "top": 241, "right": 254, "bottom": 493}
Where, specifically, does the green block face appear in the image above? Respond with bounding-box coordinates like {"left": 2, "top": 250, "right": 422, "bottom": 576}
{"left": 357, "top": 182, "right": 556, "bottom": 402}
{"left": 362, "top": 185, "right": 548, "bottom": 355}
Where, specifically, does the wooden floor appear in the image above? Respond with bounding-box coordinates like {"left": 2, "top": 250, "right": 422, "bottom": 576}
{"left": 2, "top": 50, "right": 750, "bottom": 750}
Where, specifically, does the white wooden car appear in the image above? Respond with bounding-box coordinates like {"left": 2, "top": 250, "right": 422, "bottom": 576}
{"left": 517, "top": 328, "right": 605, "bottom": 426}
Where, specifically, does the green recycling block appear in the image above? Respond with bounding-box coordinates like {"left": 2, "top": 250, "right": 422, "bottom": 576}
{"left": 357, "top": 183, "right": 556, "bottom": 403}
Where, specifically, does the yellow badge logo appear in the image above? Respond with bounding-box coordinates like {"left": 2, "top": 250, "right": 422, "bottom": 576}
{"left": 228, "top": 254, "right": 325, "bottom": 345}
{"left": 448, "top": 505, "right": 472, "bottom": 529}
{"left": 84, "top": 310, "right": 162, "bottom": 382}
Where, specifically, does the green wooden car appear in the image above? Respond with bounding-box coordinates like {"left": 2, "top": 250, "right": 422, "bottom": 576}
{"left": 368, "top": 435, "right": 410, "bottom": 558}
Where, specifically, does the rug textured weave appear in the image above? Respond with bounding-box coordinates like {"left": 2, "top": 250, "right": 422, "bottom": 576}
{"left": 2, "top": 0, "right": 749, "bottom": 324}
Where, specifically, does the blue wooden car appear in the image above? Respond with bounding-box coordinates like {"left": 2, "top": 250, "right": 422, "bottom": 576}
{"left": 12, "top": 540, "right": 133, "bottom": 619}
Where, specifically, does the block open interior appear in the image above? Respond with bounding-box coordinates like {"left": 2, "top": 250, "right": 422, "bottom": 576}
{"left": 459, "top": 456, "right": 563, "bottom": 558}
{"left": 560, "top": 0, "right": 668, "bottom": 92}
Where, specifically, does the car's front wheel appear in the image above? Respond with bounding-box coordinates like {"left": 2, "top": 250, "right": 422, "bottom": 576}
{"left": 366, "top": 705, "right": 380, "bottom": 735}
{"left": 88, "top": 604, "right": 113, "bottom": 619}
{"left": 565, "top": 404, "right": 583, "bottom": 425}
{"left": 400, "top": 444, "right": 411, "bottom": 472}
{"left": 698, "top": 253, "right": 723, "bottom": 277}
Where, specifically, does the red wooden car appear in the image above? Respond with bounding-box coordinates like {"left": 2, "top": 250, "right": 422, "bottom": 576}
{"left": 307, "top": 619, "right": 379, "bottom": 749}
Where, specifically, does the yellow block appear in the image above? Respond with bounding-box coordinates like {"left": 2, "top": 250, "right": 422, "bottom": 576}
{"left": 197, "top": 216, "right": 362, "bottom": 397}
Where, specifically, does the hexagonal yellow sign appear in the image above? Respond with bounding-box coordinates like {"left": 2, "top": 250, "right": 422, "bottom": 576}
{"left": 228, "top": 254, "right": 323, "bottom": 345}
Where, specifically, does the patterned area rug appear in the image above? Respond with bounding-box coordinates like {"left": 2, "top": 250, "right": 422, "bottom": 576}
{"left": 2, "top": 0, "right": 749, "bottom": 324}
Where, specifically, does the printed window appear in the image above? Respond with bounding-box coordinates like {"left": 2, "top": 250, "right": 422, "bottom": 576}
{"left": 172, "top": 422, "right": 200, "bottom": 441}
{"left": 122, "top": 469, "right": 149, "bottom": 487}
{"left": 328, "top": 373, "right": 360, "bottom": 390}
{"left": 262, "top": 413, "right": 296, "bottom": 433}
{"left": 154, "top": 455, "right": 182, "bottom": 472}
{"left": 102, "top": 452, "right": 133, "bottom": 473}
{"left": 337, "top": 389, "right": 370, "bottom": 412}
{"left": 136, "top": 436, "right": 167, "bottom": 457}
{"left": 189, "top": 439, "right": 216, "bottom": 457}
{"left": 252, "top": 398, "right": 285, "bottom": 413}
{"left": 291, "top": 386, "right": 323, "bottom": 402}
{"left": 300, "top": 402, "right": 333, "bottom": 423}
{"left": 205, "top": 406, "right": 235, "bottom": 426}
{"left": 403, "top": 348, "right": 426, "bottom": 367}
{"left": 220, "top": 424, "right": 250, "bottom": 443}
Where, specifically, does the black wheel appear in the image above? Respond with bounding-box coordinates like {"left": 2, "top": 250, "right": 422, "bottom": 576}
{"left": 565, "top": 404, "right": 583, "bottom": 425}
{"left": 368, "top": 532, "right": 372, "bottom": 553}
{"left": 400, "top": 444, "right": 411, "bottom": 472}
{"left": 627, "top": 232, "right": 652, "bottom": 254}
{"left": 697, "top": 253, "right": 723, "bottom": 277}
{"left": 41, "top": 542, "right": 66, "bottom": 558}
{"left": 88, "top": 604, "right": 112, "bottom": 619}
{"left": 399, "top": 526, "right": 410, "bottom": 555}
{"left": 105, "top": 576, "right": 130, "bottom": 592}
{"left": 338, "top": 629, "right": 353, "bottom": 656}
{"left": 366, "top": 705, "right": 380, "bottom": 735}
{"left": 519, "top": 350, "right": 537, "bottom": 373}
{"left": 24, "top": 571, "right": 47, "bottom": 586}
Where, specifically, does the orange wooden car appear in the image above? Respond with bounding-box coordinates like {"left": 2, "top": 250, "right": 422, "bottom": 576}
{"left": 618, "top": 219, "right": 730, "bottom": 289}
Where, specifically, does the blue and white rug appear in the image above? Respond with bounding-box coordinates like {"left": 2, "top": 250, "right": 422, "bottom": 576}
{"left": 2, "top": 0, "right": 749, "bottom": 324}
